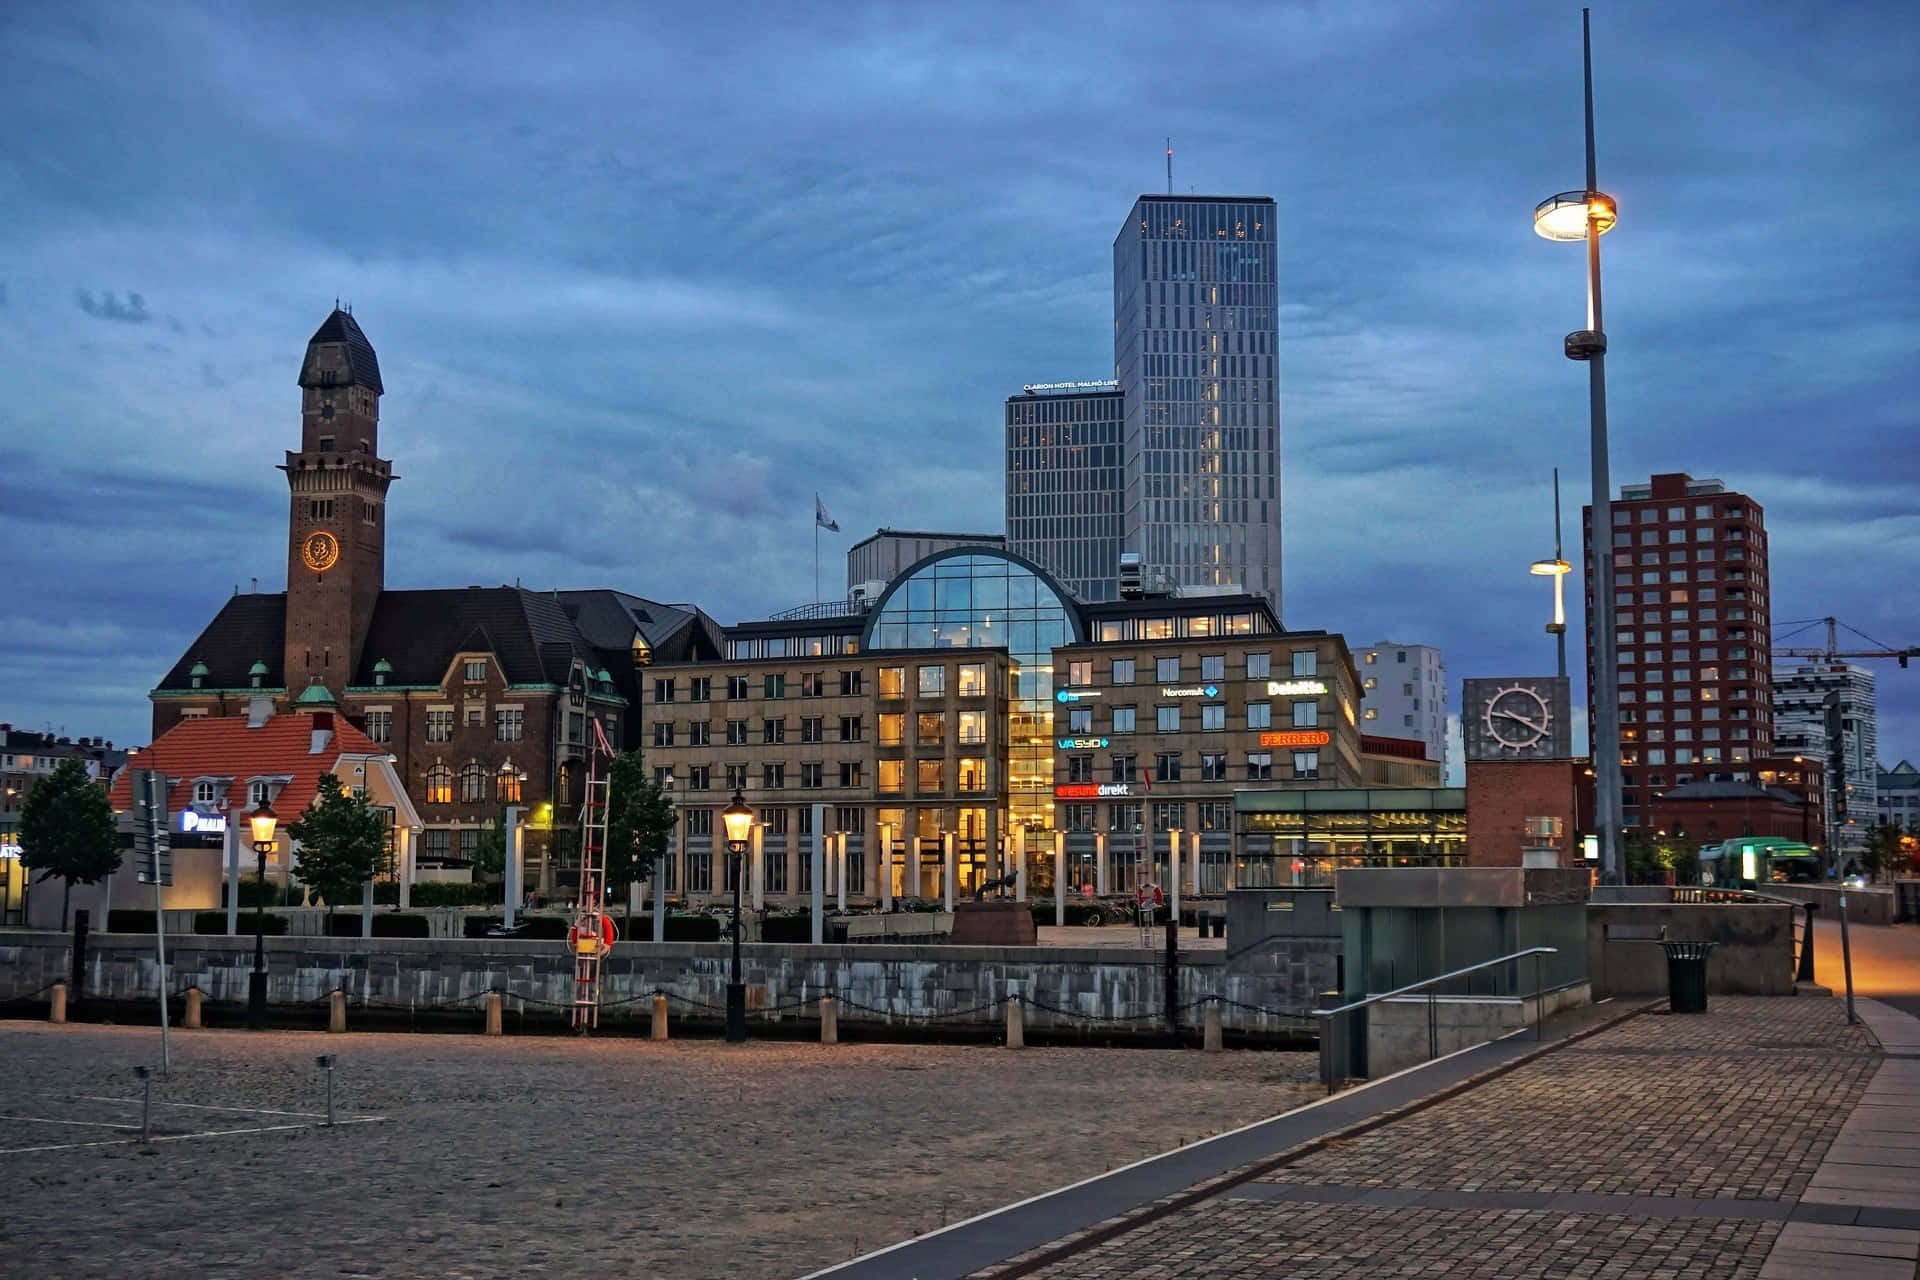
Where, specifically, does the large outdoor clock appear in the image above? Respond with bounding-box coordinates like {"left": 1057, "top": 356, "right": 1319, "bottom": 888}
{"left": 1483, "top": 684, "right": 1552, "bottom": 751}
{"left": 302, "top": 530, "right": 340, "bottom": 573}
{"left": 1462, "top": 675, "right": 1573, "bottom": 762}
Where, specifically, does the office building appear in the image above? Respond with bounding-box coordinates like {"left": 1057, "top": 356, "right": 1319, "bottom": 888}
{"left": 1004, "top": 384, "right": 1125, "bottom": 601}
{"left": 1114, "top": 195, "right": 1282, "bottom": 609}
{"left": 1357, "top": 642, "right": 1448, "bottom": 771}
{"left": 1584, "top": 474, "right": 1772, "bottom": 829}
{"left": 1880, "top": 759, "right": 1920, "bottom": 831}
{"left": 1774, "top": 663, "right": 1877, "bottom": 859}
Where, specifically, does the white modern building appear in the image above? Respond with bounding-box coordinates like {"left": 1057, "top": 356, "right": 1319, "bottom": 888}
{"left": 1878, "top": 759, "right": 1919, "bottom": 832}
{"left": 1357, "top": 642, "right": 1448, "bottom": 772}
{"left": 1773, "top": 662, "right": 1877, "bottom": 860}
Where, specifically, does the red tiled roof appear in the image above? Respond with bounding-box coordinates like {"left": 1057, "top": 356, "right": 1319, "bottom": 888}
{"left": 108, "top": 712, "right": 386, "bottom": 820}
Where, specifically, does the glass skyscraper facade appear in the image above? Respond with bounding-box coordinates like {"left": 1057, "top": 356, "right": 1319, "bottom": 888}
{"left": 1005, "top": 387, "right": 1125, "bottom": 602}
{"left": 1115, "top": 195, "right": 1282, "bottom": 611}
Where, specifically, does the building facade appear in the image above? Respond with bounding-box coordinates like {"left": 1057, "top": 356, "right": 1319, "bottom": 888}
{"left": 0, "top": 726, "right": 128, "bottom": 926}
{"left": 1357, "top": 642, "right": 1448, "bottom": 771}
{"left": 1004, "top": 386, "right": 1125, "bottom": 602}
{"left": 1114, "top": 195, "right": 1282, "bottom": 609}
{"left": 1773, "top": 662, "right": 1878, "bottom": 860}
{"left": 1880, "top": 760, "right": 1920, "bottom": 831}
{"left": 640, "top": 547, "right": 1372, "bottom": 906}
{"left": 1583, "top": 473, "right": 1772, "bottom": 830}
{"left": 151, "top": 311, "right": 724, "bottom": 890}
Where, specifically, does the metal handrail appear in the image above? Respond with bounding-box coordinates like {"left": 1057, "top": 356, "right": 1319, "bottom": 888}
{"left": 1312, "top": 946, "right": 1559, "bottom": 1095}
{"left": 1309, "top": 947, "right": 1559, "bottom": 1018}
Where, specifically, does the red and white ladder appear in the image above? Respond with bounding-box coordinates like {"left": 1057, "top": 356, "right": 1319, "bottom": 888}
{"left": 570, "top": 717, "right": 616, "bottom": 1032}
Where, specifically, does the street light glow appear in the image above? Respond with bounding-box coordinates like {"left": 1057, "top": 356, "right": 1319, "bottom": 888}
{"left": 1533, "top": 190, "right": 1618, "bottom": 241}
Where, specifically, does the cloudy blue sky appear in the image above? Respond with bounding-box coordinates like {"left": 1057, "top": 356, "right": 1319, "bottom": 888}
{"left": 2, "top": 0, "right": 1915, "bottom": 769}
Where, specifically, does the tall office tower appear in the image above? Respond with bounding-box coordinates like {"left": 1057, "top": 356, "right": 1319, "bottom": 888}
{"left": 1583, "top": 473, "right": 1772, "bottom": 830}
{"left": 1356, "top": 642, "right": 1449, "bottom": 771}
{"left": 1774, "top": 663, "right": 1878, "bottom": 860}
{"left": 1005, "top": 383, "right": 1125, "bottom": 602}
{"left": 1114, "top": 195, "right": 1281, "bottom": 612}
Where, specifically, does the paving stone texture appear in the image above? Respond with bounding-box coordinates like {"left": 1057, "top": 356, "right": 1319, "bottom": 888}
{"left": 1017, "top": 998, "right": 1885, "bottom": 1279}
{"left": 0, "top": 1022, "right": 1313, "bottom": 1280}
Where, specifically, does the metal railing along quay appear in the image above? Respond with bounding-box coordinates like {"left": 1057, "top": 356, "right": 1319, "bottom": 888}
{"left": 1310, "top": 947, "right": 1559, "bottom": 1094}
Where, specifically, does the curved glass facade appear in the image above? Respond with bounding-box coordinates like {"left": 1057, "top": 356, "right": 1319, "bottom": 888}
{"left": 863, "top": 551, "right": 1082, "bottom": 834}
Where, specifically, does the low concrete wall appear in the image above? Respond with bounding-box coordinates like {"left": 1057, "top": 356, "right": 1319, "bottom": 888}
{"left": 1759, "top": 884, "right": 1896, "bottom": 927}
{"left": 1586, "top": 903, "right": 1795, "bottom": 998}
{"left": 0, "top": 930, "right": 1335, "bottom": 1038}
{"left": 1366, "top": 981, "right": 1591, "bottom": 1077}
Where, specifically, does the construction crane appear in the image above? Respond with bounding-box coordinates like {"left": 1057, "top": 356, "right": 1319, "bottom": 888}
{"left": 1772, "top": 616, "right": 1917, "bottom": 668}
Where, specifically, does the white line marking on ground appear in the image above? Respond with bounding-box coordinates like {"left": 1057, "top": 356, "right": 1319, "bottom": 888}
{"left": 0, "top": 1115, "right": 141, "bottom": 1131}
{"left": 36, "top": 1094, "right": 328, "bottom": 1119}
{"left": 0, "top": 1115, "right": 386, "bottom": 1156}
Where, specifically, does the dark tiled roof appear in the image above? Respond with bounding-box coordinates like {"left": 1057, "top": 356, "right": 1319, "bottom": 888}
{"left": 554, "top": 590, "right": 722, "bottom": 664}
{"left": 156, "top": 594, "right": 287, "bottom": 690}
{"left": 352, "top": 588, "right": 592, "bottom": 687}
{"left": 1661, "top": 780, "right": 1807, "bottom": 806}
{"left": 299, "top": 309, "right": 383, "bottom": 394}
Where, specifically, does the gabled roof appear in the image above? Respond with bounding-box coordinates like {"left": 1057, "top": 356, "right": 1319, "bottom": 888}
{"left": 350, "top": 587, "right": 595, "bottom": 687}
{"left": 156, "top": 594, "right": 287, "bottom": 691}
{"left": 108, "top": 711, "right": 384, "bottom": 820}
{"left": 299, "top": 309, "right": 383, "bottom": 394}
{"left": 554, "top": 589, "right": 722, "bottom": 664}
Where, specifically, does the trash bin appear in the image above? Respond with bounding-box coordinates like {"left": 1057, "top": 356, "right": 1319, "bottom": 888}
{"left": 1662, "top": 940, "right": 1716, "bottom": 1014}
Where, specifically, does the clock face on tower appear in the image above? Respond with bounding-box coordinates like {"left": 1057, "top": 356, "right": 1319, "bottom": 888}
{"left": 302, "top": 530, "right": 340, "bottom": 573}
{"left": 1462, "top": 676, "right": 1573, "bottom": 762}
{"left": 1483, "top": 684, "right": 1552, "bottom": 750}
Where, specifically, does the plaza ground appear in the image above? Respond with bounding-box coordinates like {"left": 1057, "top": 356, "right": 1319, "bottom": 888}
{"left": 0, "top": 1021, "right": 1312, "bottom": 1280}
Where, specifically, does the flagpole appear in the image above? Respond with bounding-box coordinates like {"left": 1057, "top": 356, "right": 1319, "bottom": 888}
{"left": 814, "top": 518, "right": 820, "bottom": 603}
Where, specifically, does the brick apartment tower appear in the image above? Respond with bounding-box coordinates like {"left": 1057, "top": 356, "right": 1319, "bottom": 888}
{"left": 282, "top": 310, "right": 394, "bottom": 700}
{"left": 1584, "top": 473, "right": 1772, "bottom": 831}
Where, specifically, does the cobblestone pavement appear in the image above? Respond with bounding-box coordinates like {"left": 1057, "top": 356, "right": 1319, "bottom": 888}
{"left": 0, "top": 1022, "right": 1313, "bottom": 1280}
{"left": 1016, "top": 998, "right": 1881, "bottom": 1279}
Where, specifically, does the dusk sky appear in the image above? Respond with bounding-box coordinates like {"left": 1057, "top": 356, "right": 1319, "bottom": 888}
{"left": 3, "top": 1, "right": 1915, "bottom": 769}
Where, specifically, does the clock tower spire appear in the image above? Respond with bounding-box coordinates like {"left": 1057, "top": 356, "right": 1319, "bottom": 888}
{"left": 282, "top": 307, "right": 395, "bottom": 700}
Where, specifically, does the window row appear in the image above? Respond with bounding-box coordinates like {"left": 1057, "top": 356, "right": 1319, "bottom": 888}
{"left": 423, "top": 763, "right": 525, "bottom": 805}
{"left": 1061, "top": 699, "right": 1318, "bottom": 734}
{"left": 1065, "top": 750, "right": 1318, "bottom": 782}
{"left": 370, "top": 707, "right": 523, "bottom": 744}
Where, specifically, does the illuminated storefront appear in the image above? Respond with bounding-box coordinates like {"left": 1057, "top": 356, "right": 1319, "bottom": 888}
{"left": 1235, "top": 787, "right": 1467, "bottom": 886}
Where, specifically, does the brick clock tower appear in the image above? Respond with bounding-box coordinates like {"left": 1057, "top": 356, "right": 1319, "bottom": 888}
{"left": 282, "top": 309, "right": 395, "bottom": 699}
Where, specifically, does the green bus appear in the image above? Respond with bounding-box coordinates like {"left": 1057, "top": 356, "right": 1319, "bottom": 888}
{"left": 1699, "top": 836, "right": 1820, "bottom": 887}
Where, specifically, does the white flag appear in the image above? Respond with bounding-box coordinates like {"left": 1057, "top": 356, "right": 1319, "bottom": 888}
{"left": 814, "top": 493, "right": 839, "bottom": 533}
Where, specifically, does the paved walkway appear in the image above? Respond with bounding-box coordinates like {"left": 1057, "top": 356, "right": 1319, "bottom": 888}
{"left": 808, "top": 994, "right": 1920, "bottom": 1279}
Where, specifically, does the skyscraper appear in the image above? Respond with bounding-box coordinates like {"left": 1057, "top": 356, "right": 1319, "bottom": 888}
{"left": 1582, "top": 473, "right": 1772, "bottom": 830}
{"left": 1004, "top": 383, "right": 1125, "bottom": 601}
{"left": 1774, "top": 662, "right": 1877, "bottom": 861}
{"left": 1115, "top": 195, "right": 1282, "bottom": 611}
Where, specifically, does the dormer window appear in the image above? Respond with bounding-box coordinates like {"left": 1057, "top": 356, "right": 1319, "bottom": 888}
{"left": 193, "top": 780, "right": 218, "bottom": 806}
{"left": 464, "top": 660, "right": 486, "bottom": 683}
{"left": 189, "top": 660, "right": 209, "bottom": 690}
{"left": 373, "top": 658, "right": 392, "bottom": 687}
{"left": 249, "top": 659, "right": 269, "bottom": 689}
{"left": 248, "top": 780, "right": 272, "bottom": 807}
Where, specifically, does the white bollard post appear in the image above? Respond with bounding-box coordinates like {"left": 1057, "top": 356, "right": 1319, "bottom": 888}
{"left": 1189, "top": 831, "right": 1202, "bottom": 898}
{"left": 1005, "top": 995, "right": 1025, "bottom": 1049}
{"left": 1204, "top": 999, "right": 1223, "bottom": 1052}
{"left": 820, "top": 995, "right": 838, "bottom": 1044}
{"left": 1169, "top": 829, "right": 1182, "bottom": 929}
{"left": 650, "top": 993, "right": 669, "bottom": 1041}
{"left": 502, "top": 806, "right": 521, "bottom": 929}
{"left": 810, "top": 805, "right": 826, "bottom": 943}
{"left": 879, "top": 823, "right": 895, "bottom": 913}
{"left": 1096, "top": 833, "right": 1108, "bottom": 896}
{"left": 836, "top": 834, "right": 848, "bottom": 912}
{"left": 750, "top": 825, "right": 765, "bottom": 912}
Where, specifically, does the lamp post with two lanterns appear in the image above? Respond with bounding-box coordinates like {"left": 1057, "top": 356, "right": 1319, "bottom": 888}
{"left": 246, "top": 802, "right": 278, "bottom": 1030}
{"left": 720, "top": 792, "right": 754, "bottom": 1044}
{"left": 1534, "top": 7, "right": 1621, "bottom": 883}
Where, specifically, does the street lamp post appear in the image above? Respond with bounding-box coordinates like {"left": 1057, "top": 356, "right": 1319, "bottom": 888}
{"left": 1536, "top": 7, "right": 1622, "bottom": 882}
{"left": 720, "top": 792, "right": 754, "bottom": 1044}
{"left": 246, "top": 802, "right": 278, "bottom": 1030}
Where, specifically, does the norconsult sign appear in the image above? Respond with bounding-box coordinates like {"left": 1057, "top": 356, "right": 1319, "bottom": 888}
{"left": 1159, "top": 684, "right": 1218, "bottom": 699}
{"left": 1054, "top": 783, "right": 1134, "bottom": 799}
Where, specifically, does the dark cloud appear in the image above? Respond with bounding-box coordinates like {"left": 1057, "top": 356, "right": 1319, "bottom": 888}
{"left": 72, "top": 288, "right": 150, "bottom": 323}
{"left": 0, "top": 0, "right": 1914, "bottom": 761}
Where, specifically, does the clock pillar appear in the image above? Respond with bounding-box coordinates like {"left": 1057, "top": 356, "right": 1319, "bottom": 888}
{"left": 282, "top": 308, "right": 396, "bottom": 700}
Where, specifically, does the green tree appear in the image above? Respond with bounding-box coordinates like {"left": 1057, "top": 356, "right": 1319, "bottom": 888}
{"left": 1860, "top": 822, "right": 1909, "bottom": 884}
{"left": 1623, "top": 831, "right": 1693, "bottom": 885}
{"left": 288, "top": 774, "right": 387, "bottom": 923}
{"left": 472, "top": 807, "right": 509, "bottom": 883}
{"left": 19, "top": 757, "right": 119, "bottom": 929}
{"left": 604, "top": 749, "right": 675, "bottom": 924}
